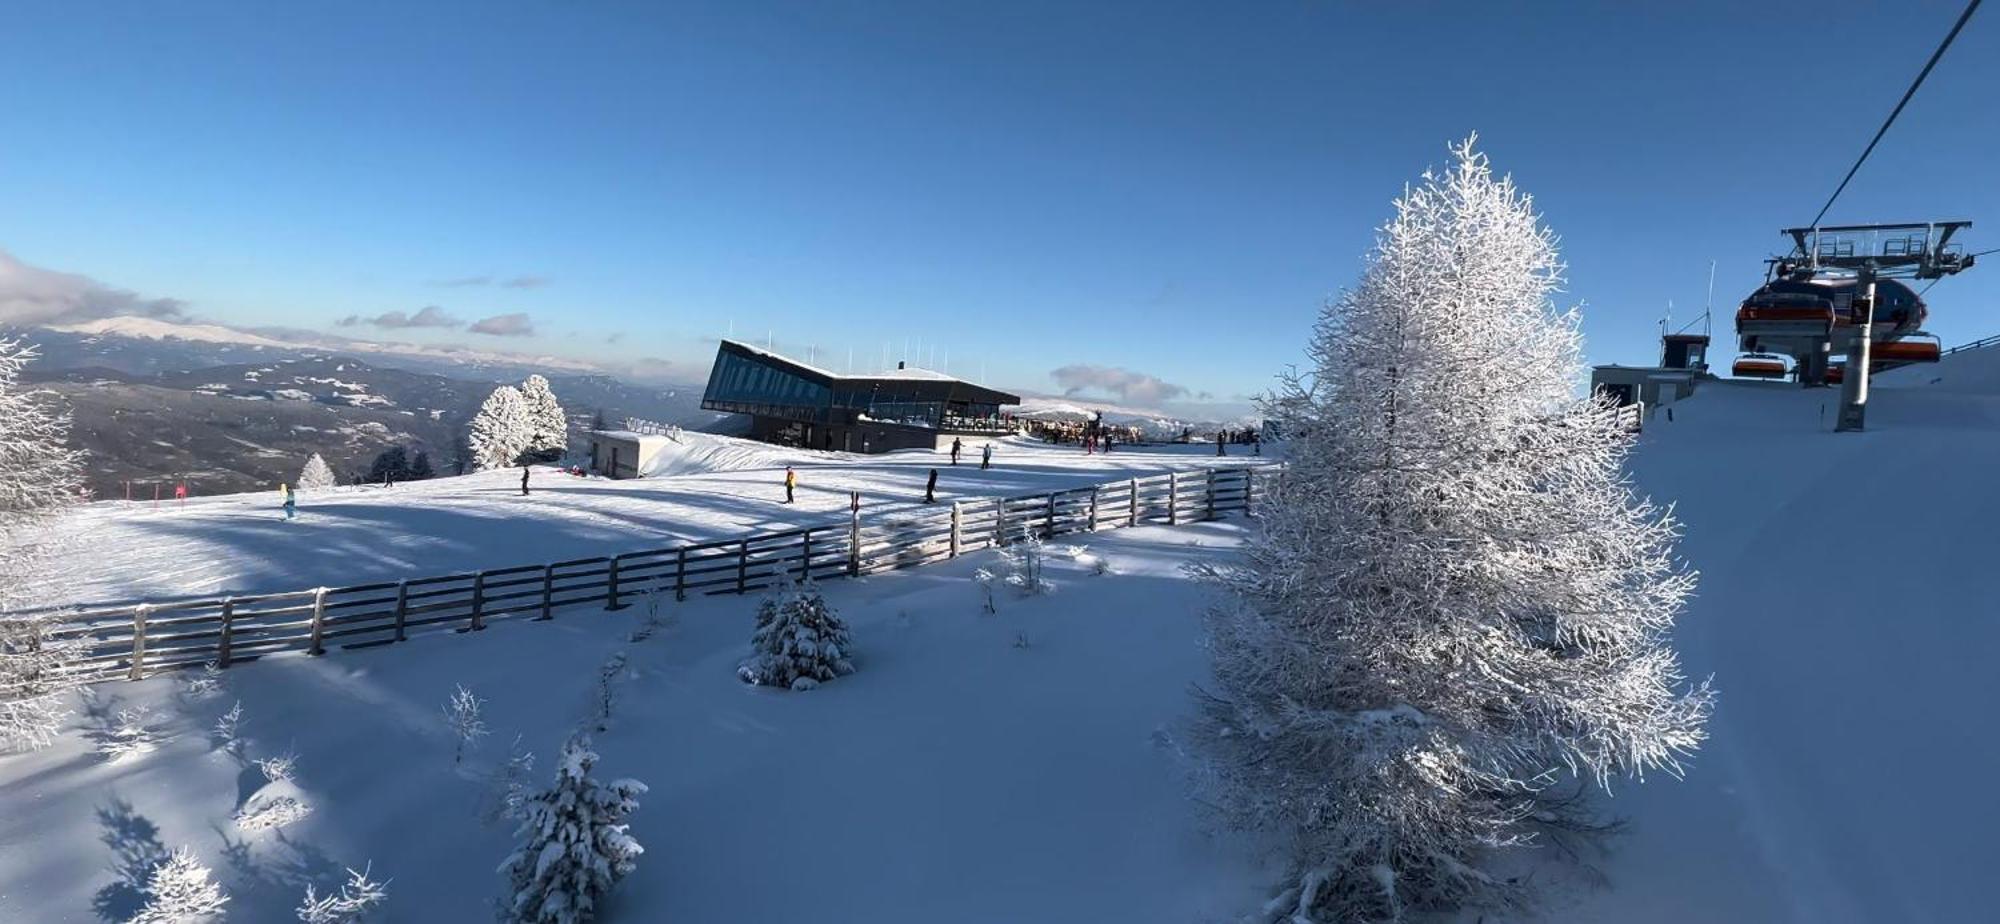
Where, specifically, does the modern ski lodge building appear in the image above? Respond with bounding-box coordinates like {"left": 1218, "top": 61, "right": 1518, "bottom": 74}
{"left": 700, "top": 340, "right": 1020, "bottom": 453}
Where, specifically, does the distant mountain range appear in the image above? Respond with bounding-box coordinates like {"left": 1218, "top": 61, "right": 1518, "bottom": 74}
{"left": 9, "top": 321, "right": 729, "bottom": 497}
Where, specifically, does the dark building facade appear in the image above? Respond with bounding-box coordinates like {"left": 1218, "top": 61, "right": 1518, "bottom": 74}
{"left": 701, "top": 340, "right": 1020, "bottom": 453}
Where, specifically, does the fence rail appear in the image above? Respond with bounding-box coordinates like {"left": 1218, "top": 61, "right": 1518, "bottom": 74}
{"left": 48, "top": 467, "right": 1270, "bottom": 684}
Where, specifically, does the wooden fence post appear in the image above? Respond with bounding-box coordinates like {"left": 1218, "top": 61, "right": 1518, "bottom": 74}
{"left": 848, "top": 492, "right": 862, "bottom": 576}
{"left": 1205, "top": 470, "right": 1217, "bottom": 520}
{"left": 217, "top": 597, "right": 235, "bottom": 668}
{"left": 606, "top": 557, "right": 626, "bottom": 611}
{"left": 307, "top": 587, "right": 329, "bottom": 655}
{"left": 949, "top": 502, "right": 961, "bottom": 557}
{"left": 1045, "top": 492, "right": 1057, "bottom": 538}
{"left": 1088, "top": 486, "right": 1099, "bottom": 531}
{"left": 1129, "top": 477, "right": 1139, "bottom": 526}
{"left": 469, "top": 572, "right": 486, "bottom": 632}
{"left": 128, "top": 604, "right": 150, "bottom": 681}
{"left": 799, "top": 531, "right": 812, "bottom": 581}
{"left": 1168, "top": 472, "right": 1179, "bottom": 525}
{"left": 393, "top": 580, "right": 409, "bottom": 642}
{"left": 675, "top": 548, "right": 688, "bottom": 601}
{"left": 737, "top": 539, "right": 750, "bottom": 593}
{"left": 538, "top": 564, "right": 555, "bottom": 620}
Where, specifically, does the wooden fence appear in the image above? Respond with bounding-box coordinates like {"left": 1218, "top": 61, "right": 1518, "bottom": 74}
{"left": 48, "top": 467, "right": 1269, "bottom": 683}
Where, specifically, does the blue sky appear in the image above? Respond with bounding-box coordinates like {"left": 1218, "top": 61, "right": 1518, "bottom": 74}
{"left": 2, "top": 1, "right": 1996, "bottom": 409}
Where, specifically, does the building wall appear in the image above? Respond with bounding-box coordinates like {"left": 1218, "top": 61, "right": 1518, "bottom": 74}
{"left": 746, "top": 415, "right": 1008, "bottom": 455}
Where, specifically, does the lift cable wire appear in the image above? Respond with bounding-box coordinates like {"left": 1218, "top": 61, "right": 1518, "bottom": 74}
{"left": 1806, "top": 0, "right": 1983, "bottom": 232}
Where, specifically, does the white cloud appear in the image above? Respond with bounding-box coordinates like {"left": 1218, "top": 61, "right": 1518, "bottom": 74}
{"left": 0, "top": 249, "right": 190, "bottom": 326}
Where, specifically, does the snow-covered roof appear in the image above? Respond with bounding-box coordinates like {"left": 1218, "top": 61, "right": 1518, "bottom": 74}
{"left": 590, "top": 429, "right": 673, "bottom": 444}
{"left": 715, "top": 340, "right": 1017, "bottom": 401}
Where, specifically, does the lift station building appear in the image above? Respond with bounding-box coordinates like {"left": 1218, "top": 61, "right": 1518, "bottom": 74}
{"left": 700, "top": 340, "right": 1020, "bottom": 453}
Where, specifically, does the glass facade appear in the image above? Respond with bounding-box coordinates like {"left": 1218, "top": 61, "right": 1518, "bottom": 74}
{"left": 702, "top": 349, "right": 833, "bottom": 422}
{"left": 701, "top": 343, "right": 1018, "bottom": 434}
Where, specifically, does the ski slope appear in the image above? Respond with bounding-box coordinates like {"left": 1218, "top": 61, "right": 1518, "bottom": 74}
{"left": 1567, "top": 353, "right": 2000, "bottom": 923}
{"left": 50, "top": 433, "right": 1266, "bottom": 605}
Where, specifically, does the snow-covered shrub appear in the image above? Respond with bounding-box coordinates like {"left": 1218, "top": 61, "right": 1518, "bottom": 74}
{"left": 497, "top": 735, "right": 647, "bottom": 924}
{"left": 444, "top": 684, "right": 490, "bottom": 764}
{"left": 737, "top": 582, "right": 854, "bottom": 691}
{"left": 482, "top": 735, "right": 538, "bottom": 826}
{"left": 257, "top": 750, "right": 298, "bottom": 783}
{"left": 0, "top": 611, "right": 83, "bottom": 752}
{"left": 180, "top": 661, "right": 224, "bottom": 699}
{"left": 972, "top": 568, "right": 998, "bottom": 614}
{"left": 296, "top": 453, "right": 337, "bottom": 491}
{"left": 0, "top": 338, "right": 85, "bottom": 752}
{"left": 296, "top": 864, "right": 389, "bottom": 923}
{"left": 520, "top": 374, "right": 569, "bottom": 462}
{"left": 1190, "top": 139, "right": 1712, "bottom": 923}
{"left": 998, "top": 532, "right": 1051, "bottom": 596}
{"left": 98, "top": 705, "right": 160, "bottom": 761}
{"left": 468, "top": 385, "right": 532, "bottom": 471}
{"left": 594, "top": 653, "right": 627, "bottom": 731}
{"left": 211, "top": 701, "right": 245, "bottom": 756}
{"left": 128, "top": 846, "right": 228, "bottom": 923}
{"left": 235, "top": 795, "right": 314, "bottom": 832}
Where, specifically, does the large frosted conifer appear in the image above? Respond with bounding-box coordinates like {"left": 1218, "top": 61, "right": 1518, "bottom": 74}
{"left": 296, "top": 453, "right": 337, "bottom": 491}
{"left": 519, "top": 375, "right": 568, "bottom": 461}
{"left": 468, "top": 385, "right": 532, "bottom": 471}
{"left": 0, "top": 339, "right": 85, "bottom": 752}
{"left": 1193, "top": 139, "right": 1712, "bottom": 922}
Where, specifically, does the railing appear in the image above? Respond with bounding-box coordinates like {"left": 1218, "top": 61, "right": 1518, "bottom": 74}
{"left": 1942, "top": 333, "right": 2000, "bottom": 357}
{"left": 46, "top": 467, "right": 1269, "bottom": 684}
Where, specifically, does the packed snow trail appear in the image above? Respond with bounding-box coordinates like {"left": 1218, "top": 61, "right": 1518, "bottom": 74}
{"left": 1564, "top": 356, "right": 2000, "bottom": 923}
{"left": 50, "top": 433, "right": 1265, "bottom": 605}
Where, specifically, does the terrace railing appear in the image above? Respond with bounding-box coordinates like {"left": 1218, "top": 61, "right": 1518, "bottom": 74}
{"left": 48, "top": 467, "right": 1270, "bottom": 684}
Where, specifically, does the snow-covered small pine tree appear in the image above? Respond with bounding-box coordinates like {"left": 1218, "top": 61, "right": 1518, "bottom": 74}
{"left": 497, "top": 735, "right": 647, "bottom": 924}
{"left": 1191, "top": 139, "right": 1713, "bottom": 922}
{"left": 468, "top": 386, "right": 532, "bottom": 471}
{"left": 737, "top": 582, "right": 854, "bottom": 691}
{"left": 998, "top": 527, "right": 1051, "bottom": 596}
{"left": 519, "top": 375, "right": 568, "bottom": 462}
{"left": 296, "top": 453, "right": 337, "bottom": 491}
{"left": 0, "top": 338, "right": 85, "bottom": 752}
{"left": 443, "top": 684, "right": 489, "bottom": 764}
{"left": 296, "top": 864, "right": 389, "bottom": 924}
{"left": 129, "top": 846, "right": 228, "bottom": 923}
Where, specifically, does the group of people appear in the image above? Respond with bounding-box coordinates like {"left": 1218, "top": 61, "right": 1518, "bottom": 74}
{"left": 779, "top": 436, "right": 1002, "bottom": 508}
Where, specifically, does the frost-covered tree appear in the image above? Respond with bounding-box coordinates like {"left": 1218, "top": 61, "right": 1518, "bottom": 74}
{"left": 443, "top": 684, "right": 489, "bottom": 764}
{"left": 296, "top": 453, "right": 337, "bottom": 491}
{"left": 737, "top": 582, "right": 854, "bottom": 691}
{"left": 129, "top": 846, "right": 229, "bottom": 923}
{"left": 468, "top": 385, "right": 531, "bottom": 471}
{"left": 519, "top": 375, "right": 568, "bottom": 462}
{"left": 296, "top": 864, "right": 389, "bottom": 924}
{"left": 0, "top": 338, "right": 85, "bottom": 752}
{"left": 1191, "top": 139, "right": 1713, "bottom": 922}
{"left": 997, "top": 527, "right": 1052, "bottom": 596}
{"left": 497, "top": 735, "right": 647, "bottom": 924}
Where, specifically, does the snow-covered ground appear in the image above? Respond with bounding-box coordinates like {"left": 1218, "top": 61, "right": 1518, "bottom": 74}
{"left": 52, "top": 433, "right": 1265, "bottom": 604}
{"left": 8, "top": 349, "right": 2000, "bottom": 922}
{"left": 1565, "top": 357, "right": 2000, "bottom": 923}
{"left": 0, "top": 523, "right": 1270, "bottom": 922}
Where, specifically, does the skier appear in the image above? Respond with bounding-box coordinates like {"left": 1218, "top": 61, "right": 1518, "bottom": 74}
{"left": 980, "top": 444, "right": 992, "bottom": 470}
{"left": 924, "top": 468, "right": 939, "bottom": 504}
{"left": 521, "top": 464, "right": 531, "bottom": 496}
{"left": 280, "top": 482, "right": 296, "bottom": 521}
{"left": 783, "top": 466, "right": 797, "bottom": 504}
{"left": 950, "top": 437, "right": 962, "bottom": 465}
{"left": 1217, "top": 431, "right": 1226, "bottom": 456}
